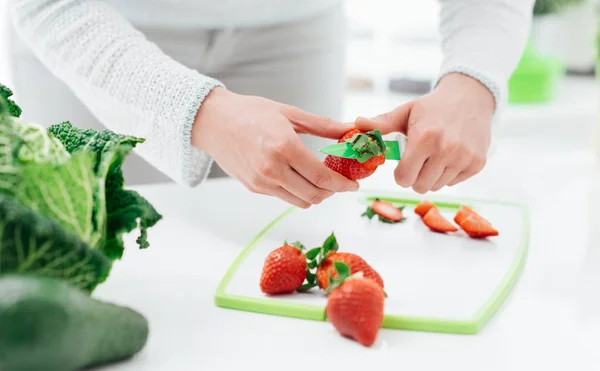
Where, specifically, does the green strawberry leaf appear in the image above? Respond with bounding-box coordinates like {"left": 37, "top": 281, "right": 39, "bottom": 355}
{"left": 305, "top": 247, "right": 321, "bottom": 260}
{"left": 361, "top": 206, "right": 376, "bottom": 220}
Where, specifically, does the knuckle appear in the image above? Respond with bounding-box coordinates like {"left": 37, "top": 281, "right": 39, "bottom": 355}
{"left": 472, "top": 155, "right": 487, "bottom": 172}
{"left": 256, "top": 162, "right": 275, "bottom": 178}
{"left": 309, "top": 191, "right": 327, "bottom": 205}
{"left": 312, "top": 171, "right": 332, "bottom": 189}
{"left": 442, "top": 140, "right": 460, "bottom": 156}
{"left": 419, "top": 127, "right": 444, "bottom": 149}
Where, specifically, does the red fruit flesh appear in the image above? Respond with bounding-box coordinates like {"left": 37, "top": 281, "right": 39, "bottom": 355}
{"left": 260, "top": 245, "right": 307, "bottom": 295}
{"left": 371, "top": 200, "right": 403, "bottom": 222}
{"left": 454, "top": 205, "right": 475, "bottom": 225}
{"left": 459, "top": 213, "right": 499, "bottom": 238}
{"left": 422, "top": 208, "right": 458, "bottom": 233}
{"left": 317, "top": 252, "right": 384, "bottom": 290}
{"left": 414, "top": 200, "right": 436, "bottom": 217}
{"left": 326, "top": 277, "right": 385, "bottom": 347}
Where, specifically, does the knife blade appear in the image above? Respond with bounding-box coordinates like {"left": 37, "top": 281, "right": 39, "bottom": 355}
{"left": 320, "top": 140, "right": 401, "bottom": 160}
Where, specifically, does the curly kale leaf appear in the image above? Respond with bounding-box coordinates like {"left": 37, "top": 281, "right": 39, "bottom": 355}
{"left": 48, "top": 122, "right": 162, "bottom": 260}
{"left": 0, "top": 84, "right": 22, "bottom": 118}
{"left": 16, "top": 151, "right": 101, "bottom": 247}
{"left": 0, "top": 194, "right": 111, "bottom": 292}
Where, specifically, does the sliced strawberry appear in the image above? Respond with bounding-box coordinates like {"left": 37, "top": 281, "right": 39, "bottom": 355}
{"left": 454, "top": 205, "right": 475, "bottom": 225}
{"left": 362, "top": 199, "right": 405, "bottom": 223}
{"left": 414, "top": 199, "right": 436, "bottom": 217}
{"left": 459, "top": 213, "right": 498, "bottom": 238}
{"left": 422, "top": 208, "right": 458, "bottom": 233}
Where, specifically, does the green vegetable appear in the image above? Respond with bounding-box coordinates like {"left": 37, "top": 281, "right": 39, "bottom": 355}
{"left": 0, "top": 275, "right": 149, "bottom": 371}
{"left": 0, "top": 83, "right": 22, "bottom": 118}
{"left": 0, "top": 84, "right": 162, "bottom": 290}
{"left": 48, "top": 121, "right": 162, "bottom": 259}
{"left": 0, "top": 194, "right": 110, "bottom": 292}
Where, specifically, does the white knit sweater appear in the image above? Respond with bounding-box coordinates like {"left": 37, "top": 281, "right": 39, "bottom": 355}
{"left": 7, "top": 0, "right": 535, "bottom": 187}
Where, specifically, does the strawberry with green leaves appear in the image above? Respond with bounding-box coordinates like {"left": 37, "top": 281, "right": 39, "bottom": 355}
{"left": 260, "top": 241, "right": 308, "bottom": 295}
{"left": 301, "top": 233, "right": 384, "bottom": 292}
{"left": 325, "top": 262, "right": 385, "bottom": 347}
{"left": 362, "top": 198, "right": 405, "bottom": 223}
{"left": 324, "top": 129, "right": 386, "bottom": 180}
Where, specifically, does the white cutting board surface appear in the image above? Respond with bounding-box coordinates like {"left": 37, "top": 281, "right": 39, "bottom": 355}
{"left": 215, "top": 191, "right": 529, "bottom": 334}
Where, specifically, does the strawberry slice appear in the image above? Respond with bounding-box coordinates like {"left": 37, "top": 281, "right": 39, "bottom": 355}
{"left": 422, "top": 208, "right": 458, "bottom": 233}
{"left": 362, "top": 199, "right": 405, "bottom": 223}
{"left": 454, "top": 205, "right": 477, "bottom": 225}
{"left": 459, "top": 213, "right": 498, "bottom": 238}
{"left": 414, "top": 199, "right": 436, "bottom": 217}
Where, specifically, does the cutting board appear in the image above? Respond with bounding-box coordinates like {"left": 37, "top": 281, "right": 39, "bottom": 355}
{"left": 215, "top": 190, "right": 529, "bottom": 334}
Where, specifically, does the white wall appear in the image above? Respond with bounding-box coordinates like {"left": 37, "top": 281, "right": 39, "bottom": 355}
{"left": 0, "top": 3, "right": 13, "bottom": 87}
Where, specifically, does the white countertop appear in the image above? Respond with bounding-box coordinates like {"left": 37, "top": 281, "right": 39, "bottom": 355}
{"left": 92, "top": 128, "right": 600, "bottom": 370}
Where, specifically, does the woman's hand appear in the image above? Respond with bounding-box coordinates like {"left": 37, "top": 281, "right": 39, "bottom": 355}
{"left": 192, "top": 87, "right": 359, "bottom": 208}
{"left": 356, "top": 73, "right": 495, "bottom": 193}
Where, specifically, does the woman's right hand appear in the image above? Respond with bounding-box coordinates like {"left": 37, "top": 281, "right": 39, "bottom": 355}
{"left": 192, "top": 87, "right": 359, "bottom": 208}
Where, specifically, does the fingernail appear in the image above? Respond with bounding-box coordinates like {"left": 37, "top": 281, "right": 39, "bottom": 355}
{"left": 349, "top": 183, "right": 360, "bottom": 192}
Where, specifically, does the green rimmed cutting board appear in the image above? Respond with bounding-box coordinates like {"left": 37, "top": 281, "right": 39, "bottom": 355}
{"left": 215, "top": 191, "right": 529, "bottom": 334}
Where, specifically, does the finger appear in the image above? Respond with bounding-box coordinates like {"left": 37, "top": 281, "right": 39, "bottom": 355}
{"left": 448, "top": 155, "right": 486, "bottom": 186}
{"left": 412, "top": 157, "right": 446, "bottom": 194}
{"left": 280, "top": 166, "right": 334, "bottom": 205}
{"left": 354, "top": 101, "right": 414, "bottom": 135}
{"left": 431, "top": 166, "right": 462, "bottom": 191}
{"left": 272, "top": 186, "right": 312, "bottom": 209}
{"left": 288, "top": 139, "right": 360, "bottom": 192}
{"left": 283, "top": 106, "right": 352, "bottom": 139}
{"left": 394, "top": 136, "right": 430, "bottom": 188}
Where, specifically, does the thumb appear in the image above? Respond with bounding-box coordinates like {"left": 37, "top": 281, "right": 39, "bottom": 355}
{"left": 354, "top": 100, "right": 414, "bottom": 135}
{"left": 283, "top": 106, "right": 352, "bottom": 139}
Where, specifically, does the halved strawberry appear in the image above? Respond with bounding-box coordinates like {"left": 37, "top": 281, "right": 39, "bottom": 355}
{"left": 362, "top": 198, "right": 405, "bottom": 223}
{"left": 459, "top": 213, "right": 499, "bottom": 238}
{"left": 422, "top": 207, "right": 458, "bottom": 233}
{"left": 414, "top": 199, "right": 436, "bottom": 217}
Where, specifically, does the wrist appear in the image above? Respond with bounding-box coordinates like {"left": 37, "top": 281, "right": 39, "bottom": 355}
{"left": 436, "top": 72, "right": 495, "bottom": 117}
{"left": 191, "top": 86, "right": 231, "bottom": 152}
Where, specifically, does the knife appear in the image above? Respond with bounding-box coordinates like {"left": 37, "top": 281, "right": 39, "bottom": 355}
{"left": 319, "top": 132, "right": 402, "bottom": 162}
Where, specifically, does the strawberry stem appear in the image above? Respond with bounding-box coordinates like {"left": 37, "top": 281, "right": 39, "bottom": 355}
{"left": 344, "top": 130, "right": 387, "bottom": 163}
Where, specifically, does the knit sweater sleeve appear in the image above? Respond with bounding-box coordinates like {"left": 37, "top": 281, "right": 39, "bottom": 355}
{"left": 8, "top": 0, "right": 223, "bottom": 186}
{"left": 435, "top": 0, "right": 535, "bottom": 119}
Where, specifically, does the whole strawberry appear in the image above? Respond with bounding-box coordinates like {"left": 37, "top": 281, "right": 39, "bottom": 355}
{"left": 326, "top": 262, "right": 385, "bottom": 347}
{"left": 317, "top": 252, "right": 384, "bottom": 290}
{"left": 259, "top": 242, "right": 307, "bottom": 295}
{"left": 302, "top": 233, "right": 384, "bottom": 291}
{"left": 324, "top": 129, "right": 386, "bottom": 180}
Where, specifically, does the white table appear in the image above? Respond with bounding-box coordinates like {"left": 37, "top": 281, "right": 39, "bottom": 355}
{"left": 92, "top": 131, "right": 600, "bottom": 370}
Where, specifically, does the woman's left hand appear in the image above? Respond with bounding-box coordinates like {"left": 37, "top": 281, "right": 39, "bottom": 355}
{"left": 356, "top": 72, "right": 495, "bottom": 193}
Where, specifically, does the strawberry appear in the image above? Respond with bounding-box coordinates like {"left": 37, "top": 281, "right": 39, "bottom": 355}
{"left": 459, "top": 213, "right": 499, "bottom": 238}
{"left": 454, "top": 205, "right": 491, "bottom": 225}
{"left": 362, "top": 198, "right": 405, "bottom": 223}
{"left": 259, "top": 242, "right": 307, "bottom": 295}
{"left": 304, "top": 233, "right": 384, "bottom": 291}
{"left": 317, "top": 252, "right": 384, "bottom": 290}
{"left": 422, "top": 207, "right": 458, "bottom": 233}
{"left": 324, "top": 129, "right": 386, "bottom": 180}
{"left": 414, "top": 199, "right": 436, "bottom": 217}
{"left": 325, "top": 262, "right": 385, "bottom": 347}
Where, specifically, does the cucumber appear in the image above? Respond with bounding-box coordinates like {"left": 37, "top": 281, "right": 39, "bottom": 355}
{"left": 0, "top": 275, "right": 149, "bottom": 371}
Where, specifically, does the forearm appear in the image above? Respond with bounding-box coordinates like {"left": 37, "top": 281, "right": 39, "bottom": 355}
{"left": 436, "top": 0, "right": 535, "bottom": 116}
{"left": 8, "top": 0, "right": 223, "bottom": 186}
